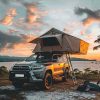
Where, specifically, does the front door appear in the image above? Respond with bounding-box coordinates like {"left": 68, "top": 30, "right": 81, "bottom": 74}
{"left": 53, "top": 55, "right": 64, "bottom": 78}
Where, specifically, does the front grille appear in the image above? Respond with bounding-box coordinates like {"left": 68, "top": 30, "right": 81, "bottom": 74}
{"left": 13, "top": 66, "right": 29, "bottom": 71}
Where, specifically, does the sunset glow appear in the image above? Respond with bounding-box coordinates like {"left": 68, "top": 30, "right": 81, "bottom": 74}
{"left": 0, "top": 0, "right": 100, "bottom": 60}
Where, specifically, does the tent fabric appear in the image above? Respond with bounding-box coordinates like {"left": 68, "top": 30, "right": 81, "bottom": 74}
{"left": 41, "top": 34, "right": 62, "bottom": 46}
{"left": 31, "top": 28, "right": 89, "bottom": 54}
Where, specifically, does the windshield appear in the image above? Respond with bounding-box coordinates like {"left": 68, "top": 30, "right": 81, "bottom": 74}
{"left": 36, "top": 54, "right": 52, "bottom": 63}
{"left": 25, "top": 53, "right": 57, "bottom": 63}
{"left": 25, "top": 54, "right": 37, "bottom": 61}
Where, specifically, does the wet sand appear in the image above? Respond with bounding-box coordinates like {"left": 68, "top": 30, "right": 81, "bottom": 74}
{"left": 0, "top": 79, "right": 99, "bottom": 100}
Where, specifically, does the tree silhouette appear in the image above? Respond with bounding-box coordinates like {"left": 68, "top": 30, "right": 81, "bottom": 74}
{"left": 93, "top": 35, "right": 100, "bottom": 50}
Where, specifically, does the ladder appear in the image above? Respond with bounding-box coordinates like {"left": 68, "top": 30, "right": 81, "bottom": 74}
{"left": 66, "top": 53, "right": 77, "bottom": 85}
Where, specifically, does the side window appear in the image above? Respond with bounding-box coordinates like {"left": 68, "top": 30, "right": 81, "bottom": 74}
{"left": 52, "top": 55, "right": 58, "bottom": 62}
{"left": 62, "top": 54, "right": 67, "bottom": 62}
{"left": 58, "top": 56, "right": 63, "bottom": 62}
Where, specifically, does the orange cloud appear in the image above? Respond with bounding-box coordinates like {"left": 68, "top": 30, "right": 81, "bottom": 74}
{"left": 26, "top": 3, "right": 40, "bottom": 24}
{"left": 14, "top": 3, "right": 47, "bottom": 30}
{"left": 0, "top": 8, "right": 17, "bottom": 25}
{"left": 12, "top": 34, "right": 36, "bottom": 55}
{"left": 0, "top": 34, "right": 37, "bottom": 56}
{"left": 12, "top": 43, "right": 35, "bottom": 56}
{"left": 83, "top": 17, "right": 100, "bottom": 27}
{"left": 25, "top": 3, "right": 47, "bottom": 25}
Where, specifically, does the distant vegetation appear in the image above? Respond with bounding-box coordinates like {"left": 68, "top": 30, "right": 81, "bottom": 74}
{"left": 0, "top": 56, "right": 26, "bottom": 62}
{"left": 0, "top": 66, "right": 9, "bottom": 79}
{"left": 74, "top": 68, "right": 100, "bottom": 81}
{"left": 0, "top": 55, "right": 96, "bottom": 62}
{"left": 71, "top": 58, "right": 96, "bottom": 61}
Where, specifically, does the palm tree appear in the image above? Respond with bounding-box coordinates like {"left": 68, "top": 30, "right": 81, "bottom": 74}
{"left": 93, "top": 35, "right": 100, "bottom": 50}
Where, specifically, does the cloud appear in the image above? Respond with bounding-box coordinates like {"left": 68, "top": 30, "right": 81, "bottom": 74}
{"left": 0, "top": 8, "right": 17, "bottom": 25}
{"left": 13, "top": 2, "right": 47, "bottom": 31}
{"left": 0, "top": 0, "right": 48, "bottom": 34}
{"left": 0, "top": 0, "right": 25, "bottom": 5}
{"left": 11, "top": 34, "right": 36, "bottom": 56}
{"left": 75, "top": 7, "right": 100, "bottom": 26}
{"left": 24, "top": 2, "right": 47, "bottom": 24}
{"left": 0, "top": 30, "right": 36, "bottom": 50}
{"left": 0, "top": 32, "right": 36, "bottom": 56}
{"left": 0, "top": 0, "right": 9, "bottom": 4}
{"left": 63, "top": 21, "right": 83, "bottom": 34}
{"left": 25, "top": 3, "right": 41, "bottom": 24}
{"left": 0, "top": 31, "right": 22, "bottom": 49}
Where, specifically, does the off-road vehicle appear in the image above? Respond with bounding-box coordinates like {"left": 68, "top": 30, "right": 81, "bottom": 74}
{"left": 9, "top": 53, "right": 70, "bottom": 89}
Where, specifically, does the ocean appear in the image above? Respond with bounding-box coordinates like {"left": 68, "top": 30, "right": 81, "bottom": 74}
{"left": 0, "top": 61, "right": 100, "bottom": 71}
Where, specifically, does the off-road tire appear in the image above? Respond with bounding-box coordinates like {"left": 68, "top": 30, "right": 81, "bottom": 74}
{"left": 43, "top": 72, "right": 53, "bottom": 90}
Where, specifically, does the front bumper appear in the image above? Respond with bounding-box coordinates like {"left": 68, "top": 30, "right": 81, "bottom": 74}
{"left": 9, "top": 71, "right": 44, "bottom": 83}
{"left": 9, "top": 71, "right": 30, "bottom": 82}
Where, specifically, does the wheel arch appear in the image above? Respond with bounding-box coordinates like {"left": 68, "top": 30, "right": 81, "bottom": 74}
{"left": 45, "top": 70, "right": 52, "bottom": 75}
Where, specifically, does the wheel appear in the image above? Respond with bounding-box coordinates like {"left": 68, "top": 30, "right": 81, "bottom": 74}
{"left": 62, "top": 69, "right": 68, "bottom": 82}
{"left": 43, "top": 72, "right": 53, "bottom": 90}
{"left": 12, "top": 81, "right": 24, "bottom": 88}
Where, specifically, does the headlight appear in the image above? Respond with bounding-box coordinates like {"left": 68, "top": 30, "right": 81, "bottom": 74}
{"left": 31, "top": 64, "right": 45, "bottom": 71}
{"left": 38, "top": 65, "right": 45, "bottom": 71}
{"left": 34, "top": 64, "right": 44, "bottom": 68}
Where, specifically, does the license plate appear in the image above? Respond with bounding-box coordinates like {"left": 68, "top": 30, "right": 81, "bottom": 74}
{"left": 15, "top": 74, "right": 24, "bottom": 77}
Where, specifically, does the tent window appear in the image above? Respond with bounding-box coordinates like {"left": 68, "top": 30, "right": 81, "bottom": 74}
{"left": 42, "top": 37, "right": 60, "bottom": 46}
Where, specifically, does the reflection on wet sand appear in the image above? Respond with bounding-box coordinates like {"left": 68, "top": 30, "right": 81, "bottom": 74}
{"left": 0, "top": 85, "right": 25, "bottom": 100}
{"left": 0, "top": 82, "right": 96, "bottom": 100}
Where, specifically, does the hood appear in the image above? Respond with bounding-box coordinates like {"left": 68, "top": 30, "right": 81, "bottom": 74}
{"left": 14, "top": 61, "right": 45, "bottom": 68}
{"left": 14, "top": 61, "right": 36, "bottom": 66}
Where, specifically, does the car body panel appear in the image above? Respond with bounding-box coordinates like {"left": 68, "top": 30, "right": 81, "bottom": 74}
{"left": 9, "top": 54, "right": 70, "bottom": 83}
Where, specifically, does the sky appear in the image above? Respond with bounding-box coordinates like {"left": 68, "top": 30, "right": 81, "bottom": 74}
{"left": 0, "top": 0, "right": 100, "bottom": 60}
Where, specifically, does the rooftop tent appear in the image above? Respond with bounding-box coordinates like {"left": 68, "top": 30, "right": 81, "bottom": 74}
{"left": 30, "top": 28, "right": 89, "bottom": 54}
{"left": 40, "top": 34, "right": 62, "bottom": 46}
